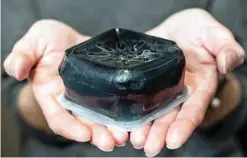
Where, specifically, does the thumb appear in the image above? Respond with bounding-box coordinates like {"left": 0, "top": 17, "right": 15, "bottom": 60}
{"left": 3, "top": 20, "right": 90, "bottom": 81}
{"left": 202, "top": 26, "right": 245, "bottom": 74}
{"left": 3, "top": 37, "right": 44, "bottom": 81}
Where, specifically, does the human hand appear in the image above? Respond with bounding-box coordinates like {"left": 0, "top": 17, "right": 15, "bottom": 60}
{"left": 130, "top": 8, "right": 245, "bottom": 156}
{"left": 3, "top": 19, "right": 128, "bottom": 151}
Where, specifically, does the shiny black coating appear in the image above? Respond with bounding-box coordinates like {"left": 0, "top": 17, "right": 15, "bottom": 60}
{"left": 58, "top": 28, "right": 186, "bottom": 121}
{"left": 59, "top": 28, "right": 185, "bottom": 96}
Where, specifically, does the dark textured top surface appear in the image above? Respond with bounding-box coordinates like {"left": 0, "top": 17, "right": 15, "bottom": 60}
{"left": 67, "top": 28, "right": 178, "bottom": 69}
{"left": 2, "top": 0, "right": 247, "bottom": 157}
{"left": 59, "top": 29, "right": 186, "bottom": 120}
{"left": 60, "top": 29, "right": 185, "bottom": 96}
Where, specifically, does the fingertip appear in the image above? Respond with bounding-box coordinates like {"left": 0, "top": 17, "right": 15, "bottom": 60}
{"left": 130, "top": 124, "right": 151, "bottom": 149}
{"left": 41, "top": 101, "right": 91, "bottom": 143}
{"left": 108, "top": 128, "right": 129, "bottom": 147}
{"left": 144, "top": 123, "right": 167, "bottom": 157}
{"left": 145, "top": 152, "right": 159, "bottom": 157}
{"left": 4, "top": 52, "right": 32, "bottom": 81}
{"left": 3, "top": 53, "right": 29, "bottom": 80}
{"left": 166, "top": 120, "right": 194, "bottom": 150}
{"left": 217, "top": 52, "right": 237, "bottom": 74}
{"left": 49, "top": 116, "right": 91, "bottom": 142}
{"left": 98, "top": 147, "right": 114, "bottom": 152}
{"left": 92, "top": 125, "right": 115, "bottom": 152}
{"left": 144, "top": 109, "right": 179, "bottom": 157}
{"left": 233, "top": 41, "right": 245, "bottom": 64}
{"left": 73, "top": 123, "right": 92, "bottom": 142}
{"left": 217, "top": 42, "right": 245, "bottom": 74}
{"left": 15, "top": 55, "right": 30, "bottom": 80}
{"left": 116, "top": 143, "right": 126, "bottom": 147}
{"left": 3, "top": 53, "right": 14, "bottom": 77}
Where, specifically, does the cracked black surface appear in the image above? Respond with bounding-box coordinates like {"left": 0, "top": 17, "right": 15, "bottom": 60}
{"left": 59, "top": 28, "right": 186, "bottom": 120}
{"left": 65, "top": 28, "right": 179, "bottom": 69}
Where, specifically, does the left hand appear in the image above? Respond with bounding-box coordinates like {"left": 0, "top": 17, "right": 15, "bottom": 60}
{"left": 129, "top": 8, "right": 245, "bottom": 157}
{"left": 4, "top": 20, "right": 128, "bottom": 151}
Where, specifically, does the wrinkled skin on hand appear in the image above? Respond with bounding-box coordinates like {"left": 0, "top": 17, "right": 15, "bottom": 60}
{"left": 4, "top": 8, "right": 245, "bottom": 156}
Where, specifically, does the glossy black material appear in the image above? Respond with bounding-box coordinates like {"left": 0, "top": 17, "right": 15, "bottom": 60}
{"left": 59, "top": 28, "right": 186, "bottom": 121}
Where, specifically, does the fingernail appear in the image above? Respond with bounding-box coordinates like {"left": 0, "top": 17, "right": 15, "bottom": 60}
{"left": 15, "top": 61, "right": 21, "bottom": 79}
{"left": 166, "top": 144, "right": 182, "bottom": 150}
{"left": 76, "top": 134, "right": 90, "bottom": 142}
{"left": 222, "top": 52, "right": 235, "bottom": 73}
{"left": 74, "top": 127, "right": 91, "bottom": 142}
{"left": 166, "top": 132, "right": 182, "bottom": 150}
{"left": 10, "top": 63, "right": 15, "bottom": 77}
{"left": 7, "top": 55, "right": 15, "bottom": 77}
{"left": 133, "top": 145, "right": 144, "bottom": 149}
{"left": 78, "top": 137, "right": 90, "bottom": 142}
{"left": 144, "top": 137, "right": 163, "bottom": 157}
{"left": 116, "top": 143, "right": 126, "bottom": 147}
{"left": 98, "top": 147, "right": 114, "bottom": 152}
{"left": 145, "top": 151, "right": 159, "bottom": 157}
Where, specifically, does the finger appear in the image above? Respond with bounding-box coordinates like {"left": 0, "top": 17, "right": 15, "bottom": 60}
{"left": 38, "top": 96, "right": 91, "bottom": 142}
{"left": 166, "top": 67, "right": 217, "bottom": 149}
{"left": 74, "top": 114, "right": 115, "bottom": 151}
{"left": 202, "top": 26, "right": 245, "bottom": 73}
{"left": 3, "top": 20, "right": 91, "bottom": 81}
{"left": 144, "top": 108, "right": 179, "bottom": 157}
{"left": 108, "top": 128, "right": 129, "bottom": 147}
{"left": 3, "top": 38, "right": 43, "bottom": 80}
{"left": 145, "top": 26, "right": 169, "bottom": 39}
{"left": 91, "top": 125, "right": 115, "bottom": 152}
{"left": 76, "top": 34, "right": 91, "bottom": 44}
{"left": 74, "top": 113, "right": 98, "bottom": 126}
{"left": 130, "top": 123, "right": 151, "bottom": 149}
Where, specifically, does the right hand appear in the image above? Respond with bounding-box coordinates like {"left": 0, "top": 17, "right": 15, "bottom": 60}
{"left": 4, "top": 19, "right": 128, "bottom": 151}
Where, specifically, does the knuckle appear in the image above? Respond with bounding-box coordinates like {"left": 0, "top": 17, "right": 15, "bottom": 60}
{"left": 47, "top": 120, "right": 59, "bottom": 134}
{"left": 238, "top": 55, "right": 245, "bottom": 66}
{"left": 185, "top": 8, "right": 211, "bottom": 18}
{"left": 194, "top": 113, "right": 204, "bottom": 126}
{"left": 189, "top": 8, "right": 208, "bottom": 14}
{"left": 32, "top": 19, "right": 58, "bottom": 28}
{"left": 47, "top": 116, "right": 62, "bottom": 135}
{"left": 46, "top": 111, "right": 71, "bottom": 137}
{"left": 238, "top": 49, "right": 245, "bottom": 64}
{"left": 240, "top": 50, "right": 245, "bottom": 59}
{"left": 12, "top": 39, "right": 23, "bottom": 52}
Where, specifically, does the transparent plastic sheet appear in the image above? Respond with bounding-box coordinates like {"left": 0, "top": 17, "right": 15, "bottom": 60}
{"left": 57, "top": 28, "right": 190, "bottom": 131}
{"left": 56, "top": 86, "right": 190, "bottom": 131}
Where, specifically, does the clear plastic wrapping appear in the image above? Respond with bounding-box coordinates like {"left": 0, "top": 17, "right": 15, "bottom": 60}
{"left": 57, "top": 86, "right": 189, "bottom": 131}
{"left": 57, "top": 28, "right": 190, "bottom": 131}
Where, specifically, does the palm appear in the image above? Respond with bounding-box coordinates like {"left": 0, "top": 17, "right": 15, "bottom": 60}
{"left": 30, "top": 46, "right": 66, "bottom": 121}
{"left": 29, "top": 33, "right": 71, "bottom": 105}
{"left": 165, "top": 9, "right": 219, "bottom": 126}
{"left": 19, "top": 20, "right": 128, "bottom": 150}
{"left": 26, "top": 22, "right": 81, "bottom": 125}
{"left": 133, "top": 9, "right": 244, "bottom": 156}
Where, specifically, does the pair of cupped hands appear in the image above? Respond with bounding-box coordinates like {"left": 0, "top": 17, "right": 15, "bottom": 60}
{"left": 4, "top": 9, "right": 245, "bottom": 157}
